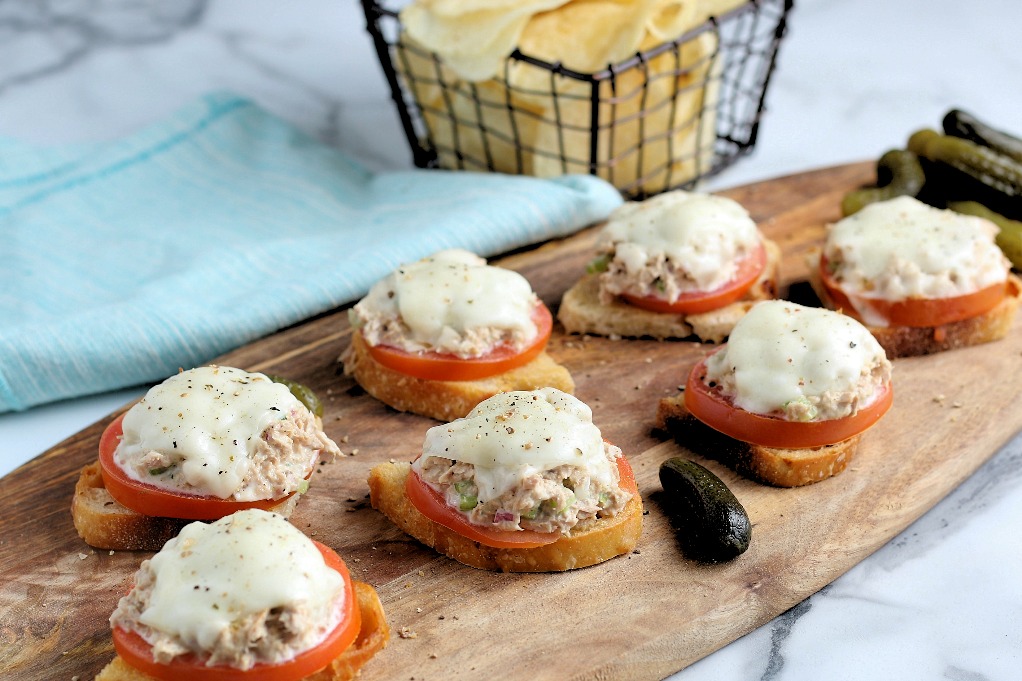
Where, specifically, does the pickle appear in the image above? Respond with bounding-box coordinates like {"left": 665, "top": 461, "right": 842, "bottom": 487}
{"left": 943, "top": 109, "right": 1022, "bottom": 164}
{"left": 267, "top": 375, "right": 324, "bottom": 418}
{"left": 841, "top": 149, "right": 926, "bottom": 216}
{"left": 948, "top": 200, "right": 1022, "bottom": 270}
{"left": 908, "top": 128, "right": 1022, "bottom": 200}
{"left": 658, "top": 458, "right": 751, "bottom": 562}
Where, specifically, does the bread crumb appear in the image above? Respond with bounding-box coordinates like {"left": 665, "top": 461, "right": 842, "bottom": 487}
{"left": 951, "top": 401, "right": 962, "bottom": 408}
{"left": 933, "top": 394, "right": 946, "bottom": 404}
{"left": 398, "top": 626, "right": 418, "bottom": 639}
{"left": 78, "top": 553, "right": 88, "bottom": 560}
{"left": 418, "top": 570, "right": 425, "bottom": 576}
{"left": 351, "top": 448, "right": 360, "bottom": 455}
{"left": 429, "top": 653, "right": 438, "bottom": 659}
{"left": 341, "top": 435, "right": 350, "bottom": 443}
{"left": 108, "top": 550, "right": 115, "bottom": 556}
{"left": 416, "top": 607, "right": 423, "bottom": 613}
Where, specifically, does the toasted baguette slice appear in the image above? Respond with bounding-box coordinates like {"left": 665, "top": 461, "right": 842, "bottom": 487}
{"left": 368, "top": 461, "right": 642, "bottom": 572}
{"left": 655, "top": 394, "right": 862, "bottom": 487}
{"left": 341, "top": 331, "right": 575, "bottom": 422}
{"left": 71, "top": 461, "right": 301, "bottom": 551}
{"left": 807, "top": 254, "right": 1022, "bottom": 358}
{"left": 95, "top": 580, "right": 389, "bottom": 681}
{"left": 557, "top": 238, "right": 781, "bottom": 342}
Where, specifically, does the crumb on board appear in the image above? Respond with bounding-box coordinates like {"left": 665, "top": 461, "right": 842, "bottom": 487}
{"left": 398, "top": 626, "right": 417, "bottom": 639}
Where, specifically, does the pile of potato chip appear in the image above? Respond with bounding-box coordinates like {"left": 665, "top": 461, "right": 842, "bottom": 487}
{"left": 398, "top": 0, "right": 747, "bottom": 195}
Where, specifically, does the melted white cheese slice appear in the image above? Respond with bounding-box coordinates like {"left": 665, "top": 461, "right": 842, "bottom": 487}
{"left": 356, "top": 249, "right": 538, "bottom": 352}
{"left": 137, "top": 509, "right": 343, "bottom": 658}
{"left": 704, "top": 300, "right": 888, "bottom": 418}
{"left": 601, "top": 190, "right": 762, "bottom": 291}
{"left": 418, "top": 388, "right": 613, "bottom": 502}
{"left": 115, "top": 366, "right": 305, "bottom": 499}
{"left": 825, "top": 196, "right": 1008, "bottom": 307}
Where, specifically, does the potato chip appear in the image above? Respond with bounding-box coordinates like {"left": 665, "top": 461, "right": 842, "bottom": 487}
{"left": 401, "top": 0, "right": 572, "bottom": 81}
{"left": 396, "top": 0, "right": 751, "bottom": 193}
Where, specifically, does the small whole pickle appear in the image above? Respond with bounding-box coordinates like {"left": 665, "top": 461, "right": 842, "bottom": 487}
{"left": 267, "top": 375, "right": 324, "bottom": 418}
{"left": 948, "top": 201, "right": 1022, "bottom": 270}
{"left": 908, "top": 128, "right": 1022, "bottom": 200}
{"left": 659, "top": 457, "right": 751, "bottom": 562}
{"left": 841, "top": 149, "right": 926, "bottom": 216}
{"left": 943, "top": 109, "right": 1022, "bottom": 164}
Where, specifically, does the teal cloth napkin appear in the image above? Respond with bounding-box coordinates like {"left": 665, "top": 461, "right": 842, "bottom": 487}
{"left": 0, "top": 92, "right": 623, "bottom": 413}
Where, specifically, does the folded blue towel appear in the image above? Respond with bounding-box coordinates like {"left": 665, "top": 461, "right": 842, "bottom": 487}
{"left": 0, "top": 92, "right": 623, "bottom": 413}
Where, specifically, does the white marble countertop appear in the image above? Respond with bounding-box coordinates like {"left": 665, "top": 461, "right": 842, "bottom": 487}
{"left": 1, "top": 0, "right": 1020, "bottom": 678}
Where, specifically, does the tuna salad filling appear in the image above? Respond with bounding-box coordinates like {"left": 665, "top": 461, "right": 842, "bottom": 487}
{"left": 417, "top": 444, "right": 632, "bottom": 535}
{"left": 109, "top": 511, "right": 344, "bottom": 670}
{"left": 824, "top": 196, "right": 1009, "bottom": 302}
{"left": 702, "top": 301, "right": 893, "bottom": 422}
{"left": 110, "top": 557, "right": 342, "bottom": 668}
{"left": 589, "top": 190, "right": 764, "bottom": 305}
{"left": 349, "top": 249, "right": 540, "bottom": 359}
{"left": 707, "top": 356, "right": 891, "bottom": 422}
{"left": 595, "top": 242, "right": 761, "bottom": 306}
{"left": 126, "top": 406, "right": 339, "bottom": 501}
{"left": 352, "top": 308, "right": 536, "bottom": 359}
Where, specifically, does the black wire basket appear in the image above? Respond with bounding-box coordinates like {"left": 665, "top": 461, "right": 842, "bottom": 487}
{"left": 362, "top": 0, "right": 792, "bottom": 199}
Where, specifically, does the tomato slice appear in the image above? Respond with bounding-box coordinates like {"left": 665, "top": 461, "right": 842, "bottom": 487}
{"left": 620, "top": 242, "right": 767, "bottom": 314}
{"left": 819, "top": 255, "right": 1006, "bottom": 327}
{"left": 684, "top": 356, "right": 893, "bottom": 449}
{"left": 112, "top": 541, "right": 360, "bottom": 681}
{"left": 364, "top": 302, "right": 553, "bottom": 382}
{"left": 405, "top": 454, "right": 638, "bottom": 549}
{"left": 98, "top": 413, "right": 304, "bottom": 520}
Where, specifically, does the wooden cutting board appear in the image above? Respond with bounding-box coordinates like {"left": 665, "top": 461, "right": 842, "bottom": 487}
{"left": 3, "top": 162, "right": 1021, "bottom": 681}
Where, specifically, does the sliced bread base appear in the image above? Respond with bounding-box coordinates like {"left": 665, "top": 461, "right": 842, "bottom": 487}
{"left": 95, "top": 580, "right": 389, "bottom": 681}
{"left": 655, "top": 395, "right": 862, "bottom": 487}
{"left": 808, "top": 259, "right": 1022, "bottom": 358}
{"left": 71, "top": 461, "right": 300, "bottom": 551}
{"left": 341, "top": 331, "right": 575, "bottom": 422}
{"left": 557, "top": 238, "right": 781, "bottom": 342}
{"left": 367, "top": 461, "right": 643, "bottom": 572}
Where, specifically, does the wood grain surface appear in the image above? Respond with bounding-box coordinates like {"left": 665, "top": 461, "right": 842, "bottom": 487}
{"left": 4, "top": 162, "right": 1021, "bottom": 681}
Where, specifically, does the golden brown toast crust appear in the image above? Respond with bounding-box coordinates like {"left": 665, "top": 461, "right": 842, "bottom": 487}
{"left": 655, "top": 394, "right": 862, "bottom": 487}
{"left": 367, "top": 461, "right": 643, "bottom": 572}
{"left": 71, "top": 461, "right": 300, "bottom": 551}
{"left": 94, "top": 580, "right": 389, "bottom": 681}
{"left": 557, "top": 238, "right": 781, "bottom": 342}
{"left": 808, "top": 258, "right": 1022, "bottom": 359}
{"left": 341, "top": 331, "right": 575, "bottom": 422}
